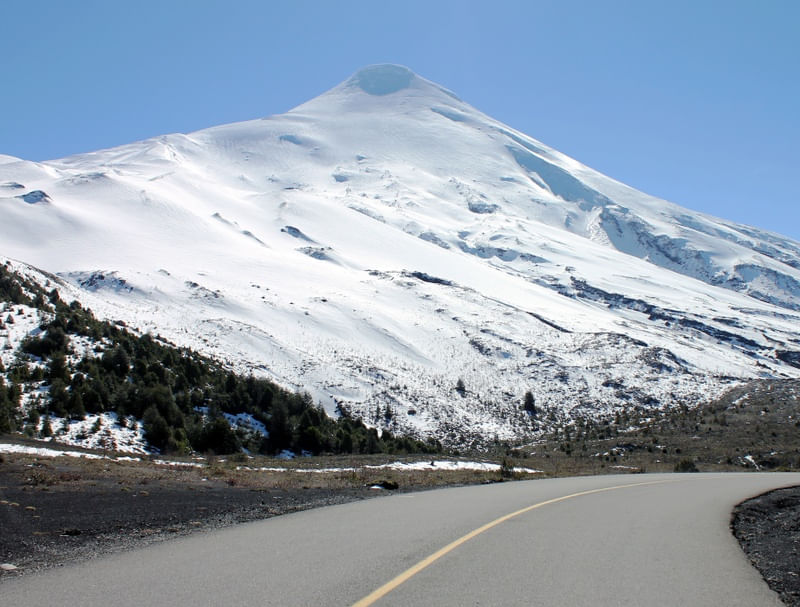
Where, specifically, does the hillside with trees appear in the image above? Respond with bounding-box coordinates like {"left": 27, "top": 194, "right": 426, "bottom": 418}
{"left": 0, "top": 262, "right": 441, "bottom": 456}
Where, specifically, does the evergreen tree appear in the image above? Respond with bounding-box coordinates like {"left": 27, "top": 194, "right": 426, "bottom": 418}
{"left": 48, "top": 379, "right": 69, "bottom": 417}
{"left": 143, "top": 406, "right": 171, "bottom": 452}
{"left": 0, "top": 378, "right": 15, "bottom": 433}
{"left": 523, "top": 390, "right": 537, "bottom": 416}
{"left": 67, "top": 390, "right": 86, "bottom": 420}
{"left": 40, "top": 415, "right": 53, "bottom": 438}
{"left": 365, "top": 428, "right": 381, "bottom": 454}
{"left": 103, "top": 346, "right": 130, "bottom": 378}
{"left": 194, "top": 417, "right": 240, "bottom": 455}
{"left": 47, "top": 352, "right": 70, "bottom": 384}
{"left": 267, "top": 401, "right": 292, "bottom": 453}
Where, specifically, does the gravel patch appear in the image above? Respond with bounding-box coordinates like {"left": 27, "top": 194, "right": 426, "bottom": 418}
{"left": 733, "top": 485, "right": 800, "bottom": 607}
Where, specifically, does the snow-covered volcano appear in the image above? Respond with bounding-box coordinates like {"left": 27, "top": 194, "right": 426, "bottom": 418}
{"left": 2, "top": 64, "right": 799, "bottom": 446}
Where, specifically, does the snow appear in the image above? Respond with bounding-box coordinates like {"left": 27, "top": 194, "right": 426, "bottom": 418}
{"left": 152, "top": 459, "right": 205, "bottom": 468}
{"left": 0, "top": 443, "right": 105, "bottom": 459}
{"left": 368, "top": 460, "right": 540, "bottom": 474}
{"left": 1, "top": 65, "right": 800, "bottom": 446}
{"left": 0, "top": 444, "right": 538, "bottom": 474}
{"left": 196, "top": 407, "right": 268, "bottom": 436}
{"left": 37, "top": 413, "right": 148, "bottom": 454}
{"left": 0, "top": 303, "right": 42, "bottom": 370}
{"left": 236, "top": 460, "right": 541, "bottom": 474}
{"left": 0, "top": 442, "right": 207, "bottom": 467}
{"left": 742, "top": 454, "right": 761, "bottom": 470}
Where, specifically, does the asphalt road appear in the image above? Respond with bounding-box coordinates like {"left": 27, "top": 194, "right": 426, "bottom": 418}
{"left": 2, "top": 472, "right": 798, "bottom": 606}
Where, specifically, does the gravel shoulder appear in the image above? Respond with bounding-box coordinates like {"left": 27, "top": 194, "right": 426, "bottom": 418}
{"left": 0, "top": 454, "right": 381, "bottom": 577}
{"left": 733, "top": 485, "right": 800, "bottom": 607}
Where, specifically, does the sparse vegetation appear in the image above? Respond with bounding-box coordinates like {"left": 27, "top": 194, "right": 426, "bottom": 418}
{"left": 502, "top": 378, "right": 800, "bottom": 475}
{"left": 499, "top": 456, "right": 516, "bottom": 478}
{"left": 674, "top": 458, "right": 699, "bottom": 473}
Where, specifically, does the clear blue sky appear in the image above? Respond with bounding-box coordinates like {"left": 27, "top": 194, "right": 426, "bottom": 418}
{"left": 2, "top": 0, "right": 798, "bottom": 239}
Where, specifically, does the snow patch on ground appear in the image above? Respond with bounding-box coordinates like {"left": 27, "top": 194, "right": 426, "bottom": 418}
{"left": 38, "top": 413, "right": 148, "bottom": 454}
{"left": 236, "top": 460, "right": 541, "bottom": 474}
{"left": 0, "top": 443, "right": 105, "bottom": 459}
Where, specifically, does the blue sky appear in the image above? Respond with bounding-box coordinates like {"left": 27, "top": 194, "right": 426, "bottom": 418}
{"left": 2, "top": 0, "right": 798, "bottom": 239}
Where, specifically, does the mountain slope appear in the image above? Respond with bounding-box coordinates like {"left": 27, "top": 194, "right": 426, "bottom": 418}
{"left": 2, "top": 64, "right": 799, "bottom": 446}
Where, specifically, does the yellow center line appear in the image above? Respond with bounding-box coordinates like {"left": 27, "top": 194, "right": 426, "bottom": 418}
{"left": 351, "top": 478, "right": 675, "bottom": 607}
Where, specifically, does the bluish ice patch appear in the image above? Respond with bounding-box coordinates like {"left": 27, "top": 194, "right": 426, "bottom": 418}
{"left": 351, "top": 64, "right": 414, "bottom": 95}
{"left": 468, "top": 201, "right": 499, "bottom": 214}
{"left": 457, "top": 241, "right": 520, "bottom": 261}
{"left": 507, "top": 146, "right": 611, "bottom": 208}
{"left": 282, "top": 225, "right": 315, "bottom": 242}
{"left": 242, "top": 230, "right": 266, "bottom": 246}
{"left": 279, "top": 134, "right": 303, "bottom": 145}
{"left": 298, "top": 247, "right": 335, "bottom": 262}
{"left": 431, "top": 107, "right": 468, "bottom": 122}
{"left": 498, "top": 128, "right": 548, "bottom": 157}
{"left": 418, "top": 232, "right": 451, "bottom": 249}
{"left": 18, "top": 190, "right": 50, "bottom": 204}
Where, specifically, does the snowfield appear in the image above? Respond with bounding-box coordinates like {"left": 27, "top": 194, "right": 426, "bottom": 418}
{"left": 2, "top": 64, "right": 800, "bottom": 447}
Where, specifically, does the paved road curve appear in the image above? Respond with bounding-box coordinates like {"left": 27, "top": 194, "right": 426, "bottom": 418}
{"left": 2, "top": 473, "right": 798, "bottom": 606}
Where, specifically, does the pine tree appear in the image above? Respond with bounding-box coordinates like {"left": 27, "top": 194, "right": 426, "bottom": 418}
{"left": 47, "top": 352, "right": 70, "bottom": 383}
{"left": 268, "top": 401, "right": 292, "bottom": 453}
{"left": 48, "top": 379, "right": 68, "bottom": 417}
{"left": 67, "top": 390, "right": 86, "bottom": 420}
{"left": 143, "top": 406, "right": 171, "bottom": 451}
{"left": 523, "top": 390, "right": 537, "bottom": 416}
{"left": 41, "top": 415, "right": 53, "bottom": 438}
{"left": 0, "top": 379, "right": 14, "bottom": 433}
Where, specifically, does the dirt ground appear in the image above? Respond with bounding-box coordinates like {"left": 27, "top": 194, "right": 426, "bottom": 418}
{"left": 733, "top": 485, "right": 800, "bottom": 607}
{"left": 0, "top": 454, "right": 380, "bottom": 576}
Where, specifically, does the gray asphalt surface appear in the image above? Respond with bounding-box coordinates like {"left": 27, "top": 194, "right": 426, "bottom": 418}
{"left": 2, "top": 472, "right": 798, "bottom": 606}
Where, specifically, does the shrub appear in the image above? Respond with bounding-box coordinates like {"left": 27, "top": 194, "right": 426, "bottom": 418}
{"left": 674, "top": 458, "right": 699, "bottom": 473}
{"left": 500, "top": 457, "right": 516, "bottom": 478}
